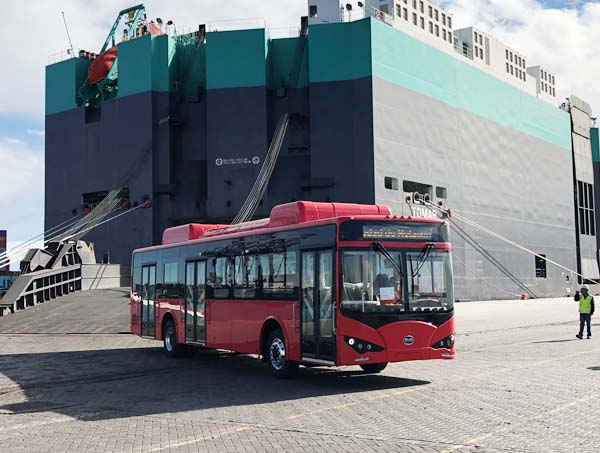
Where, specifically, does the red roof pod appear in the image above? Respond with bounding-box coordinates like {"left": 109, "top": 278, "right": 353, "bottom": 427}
{"left": 269, "top": 201, "right": 392, "bottom": 227}
{"left": 161, "top": 201, "right": 394, "bottom": 244}
{"left": 162, "top": 224, "right": 228, "bottom": 245}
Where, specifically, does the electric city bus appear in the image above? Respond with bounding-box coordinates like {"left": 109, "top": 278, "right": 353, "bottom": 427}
{"left": 130, "top": 201, "right": 455, "bottom": 377}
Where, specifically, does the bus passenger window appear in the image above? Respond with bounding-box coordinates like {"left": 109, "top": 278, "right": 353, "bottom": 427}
{"left": 260, "top": 251, "right": 297, "bottom": 297}
{"left": 213, "top": 257, "right": 232, "bottom": 298}
{"left": 234, "top": 255, "right": 257, "bottom": 299}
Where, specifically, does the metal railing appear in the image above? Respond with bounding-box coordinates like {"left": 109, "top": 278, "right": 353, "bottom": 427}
{"left": 0, "top": 265, "right": 82, "bottom": 317}
{"left": 207, "top": 17, "right": 267, "bottom": 32}
{"left": 47, "top": 47, "right": 81, "bottom": 65}
{"left": 269, "top": 27, "right": 300, "bottom": 39}
{"left": 364, "top": 5, "right": 394, "bottom": 26}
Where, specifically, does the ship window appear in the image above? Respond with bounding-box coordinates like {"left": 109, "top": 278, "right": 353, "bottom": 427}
{"left": 403, "top": 180, "right": 432, "bottom": 198}
{"left": 435, "top": 24, "right": 439, "bottom": 36}
{"left": 309, "top": 5, "right": 317, "bottom": 18}
{"left": 385, "top": 177, "right": 399, "bottom": 191}
{"left": 428, "top": 5, "right": 432, "bottom": 17}
{"left": 535, "top": 254, "right": 547, "bottom": 279}
{"left": 412, "top": 12, "right": 417, "bottom": 25}
{"left": 447, "top": 16, "right": 451, "bottom": 28}
{"left": 404, "top": 8, "right": 408, "bottom": 20}
{"left": 442, "top": 13, "right": 446, "bottom": 25}
{"left": 396, "top": 4, "right": 402, "bottom": 17}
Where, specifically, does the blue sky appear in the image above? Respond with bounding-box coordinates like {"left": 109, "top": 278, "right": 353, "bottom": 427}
{"left": 1, "top": 0, "right": 599, "bottom": 267}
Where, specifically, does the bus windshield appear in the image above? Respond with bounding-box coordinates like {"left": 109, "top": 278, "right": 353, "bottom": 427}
{"left": 341, "top": 249, "right": 453, "bottom": 313}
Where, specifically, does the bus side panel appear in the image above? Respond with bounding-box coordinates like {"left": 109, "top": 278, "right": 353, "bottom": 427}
{"left": 206, "top": 299, "right": 231, "bottom": 348}
{"left": 155, "top": 299, "right": 184, "bottom": 342}
{"left": 228, "top": 300, "right": 298, "bottom": 358}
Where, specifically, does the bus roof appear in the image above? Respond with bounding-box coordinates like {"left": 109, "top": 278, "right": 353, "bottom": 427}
{"left": 153, "top": 201, "right": 444, "bottom": 249}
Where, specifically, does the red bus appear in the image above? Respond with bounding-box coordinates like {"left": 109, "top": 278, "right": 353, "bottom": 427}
{"left": 130, "top": 201, "right": 455, "bottom": 377}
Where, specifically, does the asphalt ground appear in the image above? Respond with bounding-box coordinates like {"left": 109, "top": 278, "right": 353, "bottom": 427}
{"left": 0, "top": 290, "right": 599, "bottom": 452}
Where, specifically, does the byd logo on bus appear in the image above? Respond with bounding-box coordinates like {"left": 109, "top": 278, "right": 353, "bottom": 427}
{"left": 403, "top": 335, "right": 415, "bottom": 345}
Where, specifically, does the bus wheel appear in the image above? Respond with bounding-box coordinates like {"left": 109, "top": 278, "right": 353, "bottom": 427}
{"left": 360, "top": 363, "right": 388, "bottom": 374}
{"left": 163, "top": 319, "right": 182, "bottom": 357}
{"left": 266, "top": 329, "right": 298, "bottom": 378}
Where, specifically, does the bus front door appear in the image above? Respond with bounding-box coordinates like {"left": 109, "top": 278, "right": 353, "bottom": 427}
{"left": 300, "top": 250, "right": 336, "bottom": 364}
{"left": 185, "top": 261, "right": 206, "bottom": 344}
{"left": 141, "top": 264, "right": 156, "bottom": 337}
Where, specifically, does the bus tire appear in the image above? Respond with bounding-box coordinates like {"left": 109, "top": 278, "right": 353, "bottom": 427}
{"left": 266, "top": 329, "right": 298, "bottom": 378}
{"left": 163, "top": 319, "right": 182, "bottom": 357}
{"left": 360, "top": 362, "right": 388, "bottom": 373}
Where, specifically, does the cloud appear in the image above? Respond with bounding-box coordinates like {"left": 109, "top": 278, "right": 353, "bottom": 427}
{"left": 0, "top": 138, "right": 44, "bottom": 247}
{"left": 444, "top": 0, "right": 600, "bottom": 113}
{"left": 26, "top": 129, "right": 45, "bottom": 137}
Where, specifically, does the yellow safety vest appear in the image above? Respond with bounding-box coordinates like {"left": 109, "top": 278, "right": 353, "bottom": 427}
{"left": 579, "top": 295, "right": 593, "bottom": 314}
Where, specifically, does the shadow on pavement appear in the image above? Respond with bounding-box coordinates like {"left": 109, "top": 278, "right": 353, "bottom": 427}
{"left": 530, "top": 339, "right": 580, "bottom": 344}
{"left": 588, "top": 366, "right": 600, "bottom": 371}
{"left": 0, "top": 345, "right": 430, "bottom": 421}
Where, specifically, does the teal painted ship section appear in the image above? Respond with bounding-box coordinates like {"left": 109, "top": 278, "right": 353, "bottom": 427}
{"left": 45, "top": 57, "right": 90, "bottom": 115}
{"left": 592, "top": 128, "right": 600, "bottom": 162}
{"left": 45, "top": 18, "right": 571, "bottom": 151}
{"left": 369, "top": 19, "right": 571, "bottom": 150}
{"left": 118, "top": 34, "right": 176, "bottom": 98}
{"left": 308, "top": 20, "right": 372, "bottom": 83}
{"left": 268, "top": 37, "right": 308, "bottom": 89}
{"left": 206, "top": 28, "right": 268, "bottom": 90}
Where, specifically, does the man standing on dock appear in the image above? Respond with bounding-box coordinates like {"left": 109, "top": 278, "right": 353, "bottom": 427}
{"left": 574, "top": 285, "right": 594, "bottom": 339}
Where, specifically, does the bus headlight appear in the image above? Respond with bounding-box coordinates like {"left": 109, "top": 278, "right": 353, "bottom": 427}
{"left": 432, "top": 334, "right": 455, "bottom": 349}
{"left": 344, "top": 336, "right": 384, "bottom": 354}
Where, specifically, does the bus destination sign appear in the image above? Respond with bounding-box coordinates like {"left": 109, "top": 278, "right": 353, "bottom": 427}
{"left": 362, "top": 225, "right": 435, "bottom": 240}
{"left": 339, "top": 221, "right": 447, "bottom": 242}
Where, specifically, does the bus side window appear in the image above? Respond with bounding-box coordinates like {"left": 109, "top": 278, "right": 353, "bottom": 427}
{"left": 234, "top": 255, "right": 257, "bottom": 299}
{"left": 214, "top": 257, "right": 232, "bottom": 298}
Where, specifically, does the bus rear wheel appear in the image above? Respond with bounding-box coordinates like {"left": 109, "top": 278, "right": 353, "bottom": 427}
{"left": 163, "top": 319, "right": 182, "bottom": 357}
{"left": 360, "top": 363, "right": 388, "bottom": 373}
{"left": 266, "top": 329, "right": 298, "bottom": 378}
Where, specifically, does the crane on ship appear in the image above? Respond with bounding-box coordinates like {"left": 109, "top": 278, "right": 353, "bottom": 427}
{"left": 77, "top": 4, "right": 150, "bottom": 106}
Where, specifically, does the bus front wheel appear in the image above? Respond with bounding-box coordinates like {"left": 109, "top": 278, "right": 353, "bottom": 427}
{"left": 266, "top": 329, "right": 298, "bottom": 378}
{"left": 360, "top": 363, "right": 388, "bottom": 373}
{"left": 163, "top": 319, "right": 182, "bottom": 357}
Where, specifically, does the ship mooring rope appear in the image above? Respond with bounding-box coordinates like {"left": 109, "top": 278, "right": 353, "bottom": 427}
{"left": 231, "top": 113, "right": 290, "bottom": 225}
{"left": 422, "top": 199, "right": 600, "bottom": 288}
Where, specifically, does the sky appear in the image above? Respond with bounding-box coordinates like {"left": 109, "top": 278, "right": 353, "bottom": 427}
{"left": 0, "top": 0, "right": 599, "bottom": 266}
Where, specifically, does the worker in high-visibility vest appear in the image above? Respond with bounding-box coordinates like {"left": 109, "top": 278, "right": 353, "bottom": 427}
{"left": 574, "top": 285, "right": 594, "bottom": 339}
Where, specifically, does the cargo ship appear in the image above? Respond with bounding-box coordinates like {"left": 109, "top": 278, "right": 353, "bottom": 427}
{"left": 44, "top": 1, "right": 600, "bottom": 300}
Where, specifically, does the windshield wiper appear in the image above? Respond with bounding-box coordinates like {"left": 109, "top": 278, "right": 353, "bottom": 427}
{"left": 372, "top": 242, "right": 404, "bottom": 277}
{"left": 410, "top": 243, "right": 435, "bottom": 278}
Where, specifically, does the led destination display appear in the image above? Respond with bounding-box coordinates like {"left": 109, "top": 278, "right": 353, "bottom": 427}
{"left": 339, "top": 221, "right": 448, "bottom": 242}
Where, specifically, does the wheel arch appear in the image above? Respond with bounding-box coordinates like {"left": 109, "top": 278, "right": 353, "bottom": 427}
{"left": 159, "top": 311, "right": 176, "bottom": 341}
{"left": 259, "top": 316, "right": 285, "bottom": 357}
